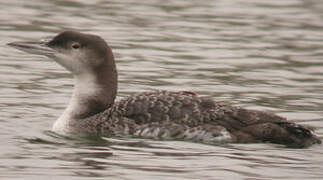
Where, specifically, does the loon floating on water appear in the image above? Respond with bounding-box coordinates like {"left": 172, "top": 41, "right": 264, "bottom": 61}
{"left": 8, "top": 31, "right": 321, "bottom": 148}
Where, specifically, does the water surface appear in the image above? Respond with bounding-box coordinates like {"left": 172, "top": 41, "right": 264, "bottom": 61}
{"left": 1, "top": 0, "right": 323, "bottom": 179}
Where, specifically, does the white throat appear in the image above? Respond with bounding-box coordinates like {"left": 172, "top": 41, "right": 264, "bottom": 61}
{"left": 52, "top": 73, "right": 108, "bottom": 134}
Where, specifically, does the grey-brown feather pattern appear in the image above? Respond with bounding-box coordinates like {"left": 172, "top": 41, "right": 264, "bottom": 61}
{"left": 8, "top": 31, "right": 320, "bottom": 148}
{"left": 73, "top": 90, "right": 320, "bottom": 148}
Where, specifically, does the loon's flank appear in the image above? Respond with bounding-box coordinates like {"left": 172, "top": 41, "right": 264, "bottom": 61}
{"left": 8, "top": 31, "right": 321, "bottom": 148}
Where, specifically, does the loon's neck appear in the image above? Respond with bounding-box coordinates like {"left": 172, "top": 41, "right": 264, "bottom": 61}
{"left": 53, "top": 60, "right": 118, "bottom": 133}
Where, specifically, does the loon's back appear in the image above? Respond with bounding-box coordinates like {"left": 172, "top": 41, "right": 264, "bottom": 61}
{"left": 8, "top": 31, "right": 321, "bottom": 148}
{"left": 95, "top": 90, "right": 321, "bottom": 148}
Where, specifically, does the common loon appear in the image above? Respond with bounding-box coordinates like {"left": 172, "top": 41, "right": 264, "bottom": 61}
{"left": 8, "top": 31, "right": 321, "bottom": 148}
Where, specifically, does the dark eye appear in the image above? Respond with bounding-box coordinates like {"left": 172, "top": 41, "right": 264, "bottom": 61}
{"left": 71, "top": 43, "right": 80, "bottom": 49}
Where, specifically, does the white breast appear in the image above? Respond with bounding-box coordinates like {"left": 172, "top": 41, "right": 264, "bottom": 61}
{"left": 52, "top": 110, "right": 71, "bottom": 134}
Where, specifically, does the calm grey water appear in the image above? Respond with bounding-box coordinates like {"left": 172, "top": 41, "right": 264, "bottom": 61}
{"left": 1, "top": 0, "right": 323, "bottom": 179}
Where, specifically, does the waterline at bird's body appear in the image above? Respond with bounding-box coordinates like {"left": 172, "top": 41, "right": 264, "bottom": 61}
{"left": 8, "top": 31, "right": 321, "bottom": 148}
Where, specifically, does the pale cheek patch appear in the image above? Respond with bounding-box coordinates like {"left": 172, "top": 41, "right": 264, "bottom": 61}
{"left": 54, "top": 53, "right": 75, "bottom": 72}
{"left": 54, "top": 51, "right": 88, "bottom": 74}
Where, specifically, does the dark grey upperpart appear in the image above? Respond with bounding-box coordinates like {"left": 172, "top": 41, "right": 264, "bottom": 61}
{"left": 7, "top": 31, "right": 322, "bottom": 148}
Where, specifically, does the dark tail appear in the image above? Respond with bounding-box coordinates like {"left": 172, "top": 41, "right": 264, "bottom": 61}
{"left": 274, "top": 122, "right": 321, "bottom": 148}
{"left": 224, "top": 108, "right": 321, "bottom": 148}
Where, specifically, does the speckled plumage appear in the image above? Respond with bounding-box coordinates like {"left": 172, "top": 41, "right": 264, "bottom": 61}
{"left": 8, "top": 31, "right": 321, "bottom": 148}
{"left": 70, "top": 90, "right": 320, "bottom": 148}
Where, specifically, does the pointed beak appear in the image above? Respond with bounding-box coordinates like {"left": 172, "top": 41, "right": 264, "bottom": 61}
{"left": 7, "top": 41, "right": 56, "bottom": 57}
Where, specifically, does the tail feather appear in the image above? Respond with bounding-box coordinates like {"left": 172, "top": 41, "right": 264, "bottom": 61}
{"left": 224, "top": 108, "right": 321, "bottom": 148}
{"left": 276, "top": 122, "right": 321, "bottom": 148}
